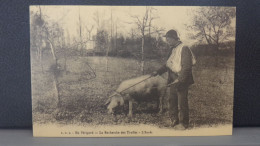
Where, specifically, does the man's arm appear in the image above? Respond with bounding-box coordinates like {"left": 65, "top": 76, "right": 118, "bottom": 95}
{"left": 178, "top": 46, "right": 192, "bottom": 83}
{"left": 151, "top": 64, "right": 167, "bottom": 76}
{"left": 156, "top": 64, "right": 168, "bottom": 75}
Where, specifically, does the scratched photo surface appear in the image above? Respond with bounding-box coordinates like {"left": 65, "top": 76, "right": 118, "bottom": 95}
{"left": 30, "top": 6, "right": 235, "bottom": 137}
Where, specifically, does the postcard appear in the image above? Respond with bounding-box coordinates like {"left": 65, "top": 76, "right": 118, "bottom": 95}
{"left": 30, "top": 5, "right": 235, "bottom": 137}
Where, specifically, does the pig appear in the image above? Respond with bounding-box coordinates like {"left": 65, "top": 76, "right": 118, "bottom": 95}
{"left": 105, "top": 74, "right": 167, "bottom": 117}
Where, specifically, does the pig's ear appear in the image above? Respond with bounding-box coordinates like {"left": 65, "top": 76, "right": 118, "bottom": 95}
{"left": 105, "top": 97, "right": 111, "bottom": 105}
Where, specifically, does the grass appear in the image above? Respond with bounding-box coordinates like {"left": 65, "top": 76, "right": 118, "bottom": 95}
{"left": 31, "top": 53, "right": 234, "bottom": 128}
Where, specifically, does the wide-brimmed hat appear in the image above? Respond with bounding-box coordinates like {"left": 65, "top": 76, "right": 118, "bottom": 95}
{"left": 163, "top": 29, "right": 179, "bottom": 40}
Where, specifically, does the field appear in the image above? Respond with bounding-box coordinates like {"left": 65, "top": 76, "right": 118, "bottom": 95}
{"left": 31, "top": 53, "right": 234, "bottom": 129}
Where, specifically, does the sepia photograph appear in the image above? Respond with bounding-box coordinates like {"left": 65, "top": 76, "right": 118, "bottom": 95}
{"left": 30, "top": 6, "right": 236, "bottom": 137}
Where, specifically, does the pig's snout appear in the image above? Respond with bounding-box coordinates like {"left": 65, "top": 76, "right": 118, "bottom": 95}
{"left": 107, "top": 103, "right": 115, "bottom": 114}
{"left": 107, "top": 108, "right": 113, "bottom": 114}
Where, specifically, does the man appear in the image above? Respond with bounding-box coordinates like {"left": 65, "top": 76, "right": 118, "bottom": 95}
{"left": 152, "top": 29, "right": 195, "bottom": 130}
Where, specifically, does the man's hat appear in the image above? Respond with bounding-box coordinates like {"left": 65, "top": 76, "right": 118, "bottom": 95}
{"left": 163, "top": 29, "right": 179, "bottom": 40}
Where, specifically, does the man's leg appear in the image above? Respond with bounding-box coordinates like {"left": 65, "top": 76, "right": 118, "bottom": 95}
{"left": 168, "top": 85, "right": 179, "bottom": 126}
{"left": 175, "top": 87, "right": 189, "bottom": 129}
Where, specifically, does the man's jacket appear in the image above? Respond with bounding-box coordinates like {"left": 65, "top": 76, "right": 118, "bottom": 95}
{"left": 157, "top": 43, "right": 194, "bottom": 87}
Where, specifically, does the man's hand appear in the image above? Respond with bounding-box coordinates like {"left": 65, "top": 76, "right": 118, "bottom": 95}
{"left": 151, "top": 71, "right": 158, "bottom": 77}
{"left": 168, "top": 79, "right": 179, "bottom": 87}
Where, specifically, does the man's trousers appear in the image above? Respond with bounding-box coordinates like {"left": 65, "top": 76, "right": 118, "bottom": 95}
{"left": 168, "top": 85, "right": 189, "bottom": 126}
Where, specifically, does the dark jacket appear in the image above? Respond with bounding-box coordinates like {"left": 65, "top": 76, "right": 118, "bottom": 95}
{"left": 157, "top": 45, "right": 194, "bottom": 87}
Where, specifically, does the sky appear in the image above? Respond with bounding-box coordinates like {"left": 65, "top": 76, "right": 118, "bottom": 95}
{"left": 30, "top": 6, "right": 236, "bottom": 46}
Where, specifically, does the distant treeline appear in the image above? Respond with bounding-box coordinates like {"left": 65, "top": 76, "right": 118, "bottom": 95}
{"left": 190, "top": 41, "right": 235, "bottom": 57}
{"left": 86, "top": 34, "right": 235, "bottom": 59}
{"left": 86, "top": 35, "right": 168, "bottom": 60}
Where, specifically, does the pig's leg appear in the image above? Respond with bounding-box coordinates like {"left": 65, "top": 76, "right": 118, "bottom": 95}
{"left": 158, "top": 88, "right": 167, "bottom": 114}
{"left": 158, "top": 96, "right": 163, "bottom": 115}
{"left": 123, "top": 102, "right": 128, "bottom": 116}
{"left": 128, "top": 99, "right": 133, "bottom": 118}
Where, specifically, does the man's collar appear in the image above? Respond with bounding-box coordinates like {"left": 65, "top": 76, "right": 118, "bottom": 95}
{"left": 170, "top": 41, "right": 182, "bottom": 49}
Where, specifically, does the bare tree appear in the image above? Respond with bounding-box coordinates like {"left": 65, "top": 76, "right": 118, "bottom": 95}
{"left": 106, "top": 7, "right": 113, "bottom": 71}
{"left": 93, "top": 10, "right": 107, "bottom": 33}
{"left": 114, "top": 18, "right": 121, "bottom": 56}
{"left": 187, "top": 7, "right": 236, "bottom": 50}
{"left": 131, "top": 7, "right": 149, "bottom": 74}
{"left": 86, "top": 25, "right": 94, "bottom": 40}
{"left": 31, "top": 6, "right": 67, "bottom": 107}
{"left": 153, "top": 26, "right": 166, "bottom": 56}
{"left": 30, "top": 6, "right": 46, "bottom": 72}
{"left": 93, "top": 10, "right": 109, "bottom": 54}
{"left": 128, "top": 28, "right": 138, "bottom": 39}
{"left": 148, "top": 7, "right": 158, "bottom": 36}
{"left": 131, "top": 6, "right": 158, "bottom": 74}
{"left": 93, "top": 11, "right": 100, "bottom": 32}
{"left": 78, "top": 7, "right": 85, "bottom": 56}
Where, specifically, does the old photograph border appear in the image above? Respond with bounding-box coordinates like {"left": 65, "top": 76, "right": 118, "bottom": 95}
{"left": 30, "top": 5, "right": 235, "bottom": 137}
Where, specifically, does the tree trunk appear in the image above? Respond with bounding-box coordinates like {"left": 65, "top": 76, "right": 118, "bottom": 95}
{"left": 106, "top": 57, "right": 108, "bottom": 71}
{"left": 47, "top": 39, "right": 60, "bottom": 107}
{"left": 141, "top": 36, "right": 145, "bottom": 74}
{"left": 106, "top": 35, "right": 109, "bottom": 72}
{"left": 40, "top": 50, "right": 43, "bottom": 73}
{"left": 53, "top": 73, "right": 61, "bottom": 108}
{"left": 79, "top": 7, "right": 84, "bottom": 56}
{"left": 64, "top": 48, "right": 67, "bottom": 74}
{"left": 47, "top": 39, "right": 56, "bottom": 61}
{"left": 115, "top": 23, "right": 117, "bottom": 56}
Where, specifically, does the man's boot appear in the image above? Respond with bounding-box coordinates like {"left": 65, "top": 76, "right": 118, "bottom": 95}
{"left": 174, "top": 123, "right": 187, "bottom": 130}
{"left": 170, "top": 118, "right": 179, "bottom": 127}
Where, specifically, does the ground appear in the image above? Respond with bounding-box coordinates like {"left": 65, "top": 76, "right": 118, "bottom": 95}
{"left": 31, "top": 53, "right": 234, "bottom": 129}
